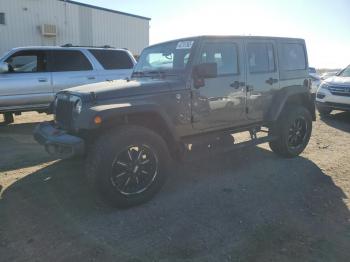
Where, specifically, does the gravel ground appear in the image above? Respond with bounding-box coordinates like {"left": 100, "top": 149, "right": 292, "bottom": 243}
{"left": 0, "top": 111, "right": 349, "bottom": 262}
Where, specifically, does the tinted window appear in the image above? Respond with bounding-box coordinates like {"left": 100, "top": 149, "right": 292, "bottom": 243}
{"left": 5, "top": 50, "right": 47, "bottom": 73}
{"left": 134, "top": 40, "right": 193, "bottom": 73}
{"left": 0, "top": 13, "right": 5, "bottom": 25}
{"left": 89, "top": 49, "right": 134, "bottom": 70}
{"left": 200, "top": 42, "right": 239, "bottom": 75}
{"left": 247, "top": 43, "right": 275, "bottom": 73}
{"left": 280, "top": 43, "right": 306, "bottom": 71}
{"left": 50, "top": 50, "right": 92, "bottom": 72}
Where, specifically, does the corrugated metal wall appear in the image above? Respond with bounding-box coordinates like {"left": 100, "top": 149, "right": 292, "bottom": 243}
{"left": 0, "top": 0, "right": 150, "bottom": 56}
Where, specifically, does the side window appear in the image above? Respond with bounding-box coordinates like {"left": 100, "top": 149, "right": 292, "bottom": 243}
{"left": 5, "top": 50, "right": 47, "bottom": 73}
{"left": 50, "top": 50, "right": 93, "bottom": 72}
{"left": 280, "top": 43, "right": 306, "bottom": 71}
{"left": 89, "top": 49, "right": 134, "bottom": 70}
{"left": 200, "top": 42, "right": 239, "bottom": 75}
{"left": 0, "top": 13, "right": 5, "bottom": 25}
{"left": 247, "top": 43, "right": 275, "bottom": 73}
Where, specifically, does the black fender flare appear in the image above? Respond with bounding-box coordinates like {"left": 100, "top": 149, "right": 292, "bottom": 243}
{"left": 87, "top": 102, "right": 180, "bottom": 142}
{"left": 266, "top": 86, "right": 316, "bottom": 122}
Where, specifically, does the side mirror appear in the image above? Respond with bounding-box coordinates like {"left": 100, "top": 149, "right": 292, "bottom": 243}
{"left": 193, "top": 62, "right": 218, "bottom": 79}
{"left": 0, "top": 62, "right": 9, "bottom": 73}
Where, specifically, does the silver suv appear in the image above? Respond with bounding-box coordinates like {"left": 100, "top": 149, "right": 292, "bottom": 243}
{"left": 0, "top": 46, "right": 136, "bottom": 124}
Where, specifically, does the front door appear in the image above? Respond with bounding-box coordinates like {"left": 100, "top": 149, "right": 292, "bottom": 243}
{"left": 0, "top": 50, "right": 52, "bottom": 109}
{"left": 192, "top": 39, "right": 247, "bottom": 130}
{"left": 245, "top": 40, "right": 279, "bottom": 122}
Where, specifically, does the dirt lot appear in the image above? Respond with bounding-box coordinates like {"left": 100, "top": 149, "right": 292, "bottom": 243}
{"left": 0, "top": 111, "right": 350, "bottom": 262}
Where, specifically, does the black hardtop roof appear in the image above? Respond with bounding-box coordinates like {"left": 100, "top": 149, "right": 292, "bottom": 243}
{"left": 148, "top": 35, "right": 305, "bottom": 48}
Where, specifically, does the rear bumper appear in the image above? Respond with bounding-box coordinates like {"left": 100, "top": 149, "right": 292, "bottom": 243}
{"left": 34, "top": 122, "right": 85, "bottom": 158}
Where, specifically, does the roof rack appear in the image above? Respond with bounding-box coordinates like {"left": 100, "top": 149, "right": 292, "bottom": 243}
{"left": 61, "top": 44, "right": 115, "bottom": 48}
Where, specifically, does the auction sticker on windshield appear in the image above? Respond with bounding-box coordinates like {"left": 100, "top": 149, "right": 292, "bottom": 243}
{"left": 176, "top": 41, "right": 194, "bottom": 49}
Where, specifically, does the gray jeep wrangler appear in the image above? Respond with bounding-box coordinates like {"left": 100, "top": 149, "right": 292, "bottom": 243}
{"left": 34, "top": 36, "right": 315, "bottom": 208}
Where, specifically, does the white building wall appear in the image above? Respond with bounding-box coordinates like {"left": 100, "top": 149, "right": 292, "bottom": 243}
{"left": 0, "top": 0, "right": 150, "bottom": 56}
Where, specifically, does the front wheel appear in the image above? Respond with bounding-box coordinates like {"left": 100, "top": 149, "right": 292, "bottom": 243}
{"left": 269, "top": 106, "right": 312, "bottom": 158}
{"left": 86, "top": 126, "right": 171, "bottom": 208}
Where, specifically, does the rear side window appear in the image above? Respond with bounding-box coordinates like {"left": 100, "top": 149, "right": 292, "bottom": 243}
{"left": 50, "top": 50, "right": 93, "bottom": 72}
{"left": 0, "top": 13, "right": 5, "bottom": 25}
{"left": 5, "top": 50, "right": 48, "bottom": 73}
{"left": 200, "top": 42, "right": 239, "bottom": 75}
{"left": 247, "top": 43, "right": 275, "bottom": 73}
{"left": 280, "top": 43, "right": 306, "bottom": 71}
{"left": 89, "top": 49, "right": 134, "bottom": 70}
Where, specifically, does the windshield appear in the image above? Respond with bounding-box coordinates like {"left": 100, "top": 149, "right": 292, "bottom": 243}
{"left": 338, "top": 65, "right": 350, "bottom": 77}
{"left": 133, "top": 40, "right": 195, "bottom": 76}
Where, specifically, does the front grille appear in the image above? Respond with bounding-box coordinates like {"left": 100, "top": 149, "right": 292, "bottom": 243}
{"left": 329, "top": 85, "right": 350, "bottom": 97}
{"left": 55, "top": 97, "right": 74, "bottom": 129}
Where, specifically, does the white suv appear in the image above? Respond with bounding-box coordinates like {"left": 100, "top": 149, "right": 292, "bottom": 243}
{"left": 0, "top": 46, "right": 136, "bottom": 124}
{"left": 316, "top": 65, "right": 350, "bottom": 115}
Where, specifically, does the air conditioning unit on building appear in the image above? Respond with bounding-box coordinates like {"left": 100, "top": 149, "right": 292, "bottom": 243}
{"left": 41, "top": 24, "right": 57, "bottom": 37}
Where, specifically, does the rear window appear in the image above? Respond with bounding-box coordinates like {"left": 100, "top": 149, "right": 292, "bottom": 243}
{"left": 50, "top": 50, "right": 93, "bottom": 72}
{"left": 89, "top": 49, "right": 134, "bottom": 70}
{"left": 280, "top": 43, "right": 306, "bottom": 71}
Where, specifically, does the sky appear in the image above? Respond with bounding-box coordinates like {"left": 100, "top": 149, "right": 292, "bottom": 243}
{"left": 78, "top": 0, "right": 350, "bottom": 69}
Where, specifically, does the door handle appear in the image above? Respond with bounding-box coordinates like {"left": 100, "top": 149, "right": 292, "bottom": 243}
{"left": 87, "top": 76, "right": 96, "bottom": 80}
{"left": 38, "top": 78, "right": 48, "bottom": 83}
{"left": 230, "top": 81, "right": 245, "bottom": 89}
{"left": 266, "top": 77, "right": 278, "bottom": 85}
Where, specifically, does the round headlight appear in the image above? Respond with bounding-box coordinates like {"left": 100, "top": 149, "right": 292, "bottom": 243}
{"left": 74, "top": 99, "right": 83, "bottom": 114}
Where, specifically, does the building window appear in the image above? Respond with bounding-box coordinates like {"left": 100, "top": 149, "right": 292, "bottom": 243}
{"left": 0, "top": 13, "right": 5, "bottom": 25}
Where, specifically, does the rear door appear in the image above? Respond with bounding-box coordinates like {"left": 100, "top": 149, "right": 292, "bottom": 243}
{"left": 245, "top": 39, "right": 279, "bottom": 122}
{"left": 191, "top": 39, "right": 247, "bottom": 130}
{"left": 0, "top": 50, "right": 52, "bottom": 109}
{"left": 88, "top": 49, "right": 135, "bottom": 81}
{"left": 49, "top": 50, "right": 98, "bottom": 93}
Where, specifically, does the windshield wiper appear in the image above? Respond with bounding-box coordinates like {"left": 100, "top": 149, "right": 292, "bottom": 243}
{"left": 132, "top": 70, "right": 178, "bottom": 79}
{"left": 144, "top": 70, "right": 179, "bottom": 78}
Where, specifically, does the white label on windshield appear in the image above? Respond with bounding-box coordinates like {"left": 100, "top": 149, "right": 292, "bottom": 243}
{"left": 176, "top": 41, "right": 194, "bottom": 49}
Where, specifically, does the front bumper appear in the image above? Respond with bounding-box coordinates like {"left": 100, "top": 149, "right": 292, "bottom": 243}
{"left": 316, "top": 87, "right": 350, "bottom": 112}
{"left": 316, "top": 101, "right": 350, "bottom": 112}
{"left": 34, "top": 122, "right": 85, "bottom": 158}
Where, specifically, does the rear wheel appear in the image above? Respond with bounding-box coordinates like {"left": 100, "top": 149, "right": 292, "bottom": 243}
{"left": 269, "top": 106, "right": 312, "bottom": 158}
{"left": 86, "top": 126, "right": 171, "bottom": 208}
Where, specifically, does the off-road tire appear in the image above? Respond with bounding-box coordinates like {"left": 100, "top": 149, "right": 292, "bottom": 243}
{"left": 269, "top": 106, "right": 312, "bottom": 158}
{"left": 86, "top": 125, "right": 171, "bottom": 208}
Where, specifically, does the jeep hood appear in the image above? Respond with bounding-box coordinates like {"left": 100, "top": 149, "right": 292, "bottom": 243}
{"left": 325, "top": 76, "right": 350, "bottom": 86}
{"left": 64, "top": 78, "right": 179, "bottom": 100}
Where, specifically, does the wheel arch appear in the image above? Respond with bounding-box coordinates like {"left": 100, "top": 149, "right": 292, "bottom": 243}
{"left": 94, "top": 104, "right": 182, "bottom": 159}
{"left": 267, "top": 86, "right": 316, "bottom": 122}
